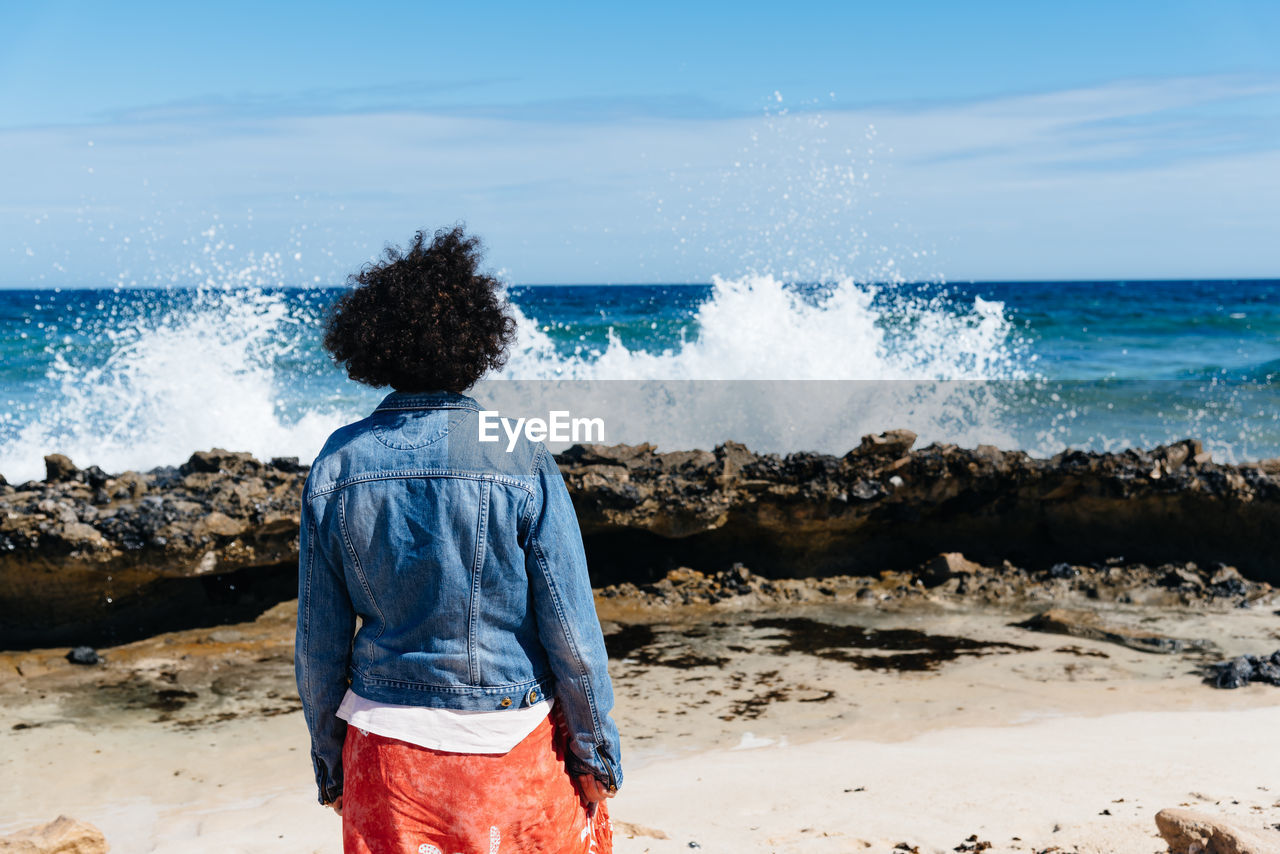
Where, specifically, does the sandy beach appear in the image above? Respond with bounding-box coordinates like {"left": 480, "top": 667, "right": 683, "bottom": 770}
{"left": 4, "top": 588, "right": 1279, "bottom": 853}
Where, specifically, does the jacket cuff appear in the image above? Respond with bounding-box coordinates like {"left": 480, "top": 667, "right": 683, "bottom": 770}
{"left": 313, "top": 751, "right": 344, "bottom": 805}
{"left": 567, "top": 747, "right": 622, "bottom": 792}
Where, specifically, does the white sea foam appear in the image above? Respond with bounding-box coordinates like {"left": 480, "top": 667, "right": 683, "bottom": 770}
{"left": 0, "top": 287, "right": 354, "bottom": 483}
{"left": 478, "top": 273, "right": 1030, "bottom": 458}
{"left": 504, "top": 274, "right": 1023, "bottom": 381}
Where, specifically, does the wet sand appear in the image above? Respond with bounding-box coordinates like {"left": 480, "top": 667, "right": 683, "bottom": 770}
{"left": 3, "top": 596, "right": 1280, "bottom": 853}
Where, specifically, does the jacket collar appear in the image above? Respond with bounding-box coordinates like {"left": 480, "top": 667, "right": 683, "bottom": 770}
{"left": 373, "top": 389, "right": 481, "bottom": 412}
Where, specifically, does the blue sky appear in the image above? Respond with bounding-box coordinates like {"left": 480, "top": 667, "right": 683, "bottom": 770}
{"left": 3, "top": 0, "right": 1279, "bottom": 285}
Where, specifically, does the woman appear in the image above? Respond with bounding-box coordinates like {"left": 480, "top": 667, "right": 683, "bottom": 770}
{"left": 294, "top": 226, "right": 621, "bottom": 854}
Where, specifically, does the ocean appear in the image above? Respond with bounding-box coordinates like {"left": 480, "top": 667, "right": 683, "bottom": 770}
{"left": 1, "top": 276, "right": 1277, "bottom": 483}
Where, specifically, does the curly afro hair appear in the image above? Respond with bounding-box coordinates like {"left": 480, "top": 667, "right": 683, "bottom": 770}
{"left": 323, "top": 226, "right": 517, "bottom": 392}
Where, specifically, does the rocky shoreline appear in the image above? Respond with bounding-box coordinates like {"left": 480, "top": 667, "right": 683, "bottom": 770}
{"left": 2, "top": 432, "right": 1279, "bottom": 647}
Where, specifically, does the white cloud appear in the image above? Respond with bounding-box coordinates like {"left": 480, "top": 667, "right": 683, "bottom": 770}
{"left": 2, "top": 74, "right": 1278, "bottom": 285}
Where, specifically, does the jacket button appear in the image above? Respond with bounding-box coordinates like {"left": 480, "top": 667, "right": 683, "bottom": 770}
{"left": 529, "top": 689, "right": 538, "bottom": 703}
{"left": 500, "top": 697, "right": 512, "bottom": 708}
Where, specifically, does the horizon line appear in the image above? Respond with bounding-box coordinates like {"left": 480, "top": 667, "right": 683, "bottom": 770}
{"left": 3, "top": 276, "right": 1279, "bottom": 291}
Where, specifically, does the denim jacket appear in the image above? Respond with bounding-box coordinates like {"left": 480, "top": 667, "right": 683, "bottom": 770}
{"left": 294, "top": 389, "right": 622, "bottom": 805}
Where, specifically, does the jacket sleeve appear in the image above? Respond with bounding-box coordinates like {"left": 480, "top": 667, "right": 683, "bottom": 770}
{"left": 294, "top": 489, "right": 356, "bottom": 805}
{"left": 523, "top": 445, "right": 624, "bottom": 792}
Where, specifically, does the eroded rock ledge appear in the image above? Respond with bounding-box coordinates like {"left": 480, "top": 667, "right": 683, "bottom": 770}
{"left": 2, "top": 434, "right": 1278, "bottom": 647}
{"left": 0, "top": 450, "right": 305, "bottom": 647}
{"left": 561, "top": 435, "right": 1280, "bottom": 586}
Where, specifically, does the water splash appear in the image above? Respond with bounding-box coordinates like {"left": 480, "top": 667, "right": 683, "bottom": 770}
{"left": 1, "top": 288, "right": 352, "bottom": 482}
{"left": 475, "top": 273, "right": 1032, "bottom": 456}
{"left": 0, "top": 228, "right": 360, "bottom": 483}
{"left": 503, "top": 274, "right": 1027, "bottom": 382}
{"left": 661, "top": 94, "right": 934, "bottom": 286}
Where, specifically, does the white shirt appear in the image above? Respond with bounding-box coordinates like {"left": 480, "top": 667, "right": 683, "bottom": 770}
{"left": 335, "top": 688, "right": 552, "bottom": 754}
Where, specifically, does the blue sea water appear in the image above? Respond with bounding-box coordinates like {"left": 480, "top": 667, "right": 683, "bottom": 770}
{"left": 0, "top": 277, "right": 1277, "bottom": 483}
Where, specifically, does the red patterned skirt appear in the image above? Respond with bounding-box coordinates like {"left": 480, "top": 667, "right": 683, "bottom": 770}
{"left": 340, "top": 711, "right": 612, "bottom": 854}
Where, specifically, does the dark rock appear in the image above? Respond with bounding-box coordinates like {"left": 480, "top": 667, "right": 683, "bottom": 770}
{"left": 1047, "top": 562, "right": 1080, "bottom": 580}
{"left": 150, "top": 465, "right": 184, "bottom": 488}
{"left": 43, "top": 454, "right": 80, "bottom": 483}
{"left": 1212, "top": 578, "right": 1250, "bottom": 598}
{"left": 850, "top": 479, "right": 887, "bottom": 501}
{"left": 269, "top": 456, "right": 304, "bottom": 473}
{"left": 66, "top": 646, "right": 100, "bottom": 665}
{"left": 1209, "top": 565, "right": 1249, "bottom": 598}
{"left": 1214, "top": 656, "right": 1255, "bottom": 689}
{"left": 1256, "top": 659, "right": 1280, "bottom": 684}
{"left": 1211, "top": 651, "right": 1280, "bottom": 689}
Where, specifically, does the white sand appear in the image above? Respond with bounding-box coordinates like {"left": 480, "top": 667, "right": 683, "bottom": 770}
{"left": 4, "top": 701, "right": 1279, "bottom": 852}
{"left": 611, "top": 706, "right": 1280, "bottom": 853}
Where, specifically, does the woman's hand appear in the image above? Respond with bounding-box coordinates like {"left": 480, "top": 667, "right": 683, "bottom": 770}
{"left": 576, "top": 775, "right": 616, "bottom": 803}
{"left": 327, "top": 794, "right": 343, "bottom": 816}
